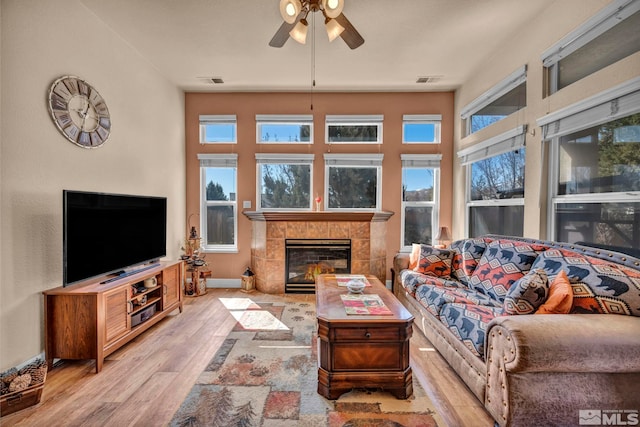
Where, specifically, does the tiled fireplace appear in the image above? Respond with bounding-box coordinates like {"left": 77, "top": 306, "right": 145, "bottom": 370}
{"left": 243, "top": 211, "right": 393, "bottom": 294}
{"left": 285, "top": 238, "right": 351, "bottom": 293}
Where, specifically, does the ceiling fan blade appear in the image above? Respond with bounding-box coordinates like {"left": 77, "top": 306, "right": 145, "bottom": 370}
{"left": 269, "top": 11, "right": 305, "bottom": 48}
{"left": 335, "top": 13, "right": 364, "bottom": 49}
{"left": 269, "top": 20, "right": 295, "bottom": 47}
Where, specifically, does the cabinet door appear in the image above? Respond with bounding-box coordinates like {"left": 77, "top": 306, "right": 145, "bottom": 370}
{"left": 162, "top": 264, "right": 181, "bottom": 309}
{"left": 104, "top": 287, "right": 129, "bottom": 344}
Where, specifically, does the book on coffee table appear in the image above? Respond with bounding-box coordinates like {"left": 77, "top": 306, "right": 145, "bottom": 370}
{"left": 340, "top": 294, "right": 393, "bottom": 315}
{"left": 335, "top": 274, "right": 371, "bottom": 287}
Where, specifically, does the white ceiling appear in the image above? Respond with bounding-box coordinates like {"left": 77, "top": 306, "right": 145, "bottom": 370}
{"left": 80, "top": 0, "right": 559, "bottom": 92}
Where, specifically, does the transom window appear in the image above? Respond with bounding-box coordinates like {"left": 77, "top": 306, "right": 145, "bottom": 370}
{"left": 401, "top": 154, "right": 441, "bottom": 249}
{"left": 458, "top": 126, "right": 527, "bottom": 237}
{"left": 256, "top": 154, "right": 313, "bottom": 210}
{"left": 542, "top": 0, "right": 640, "bottom": 95}
{"left": 198, "top": 154, "right": 237, "bottom": 252}
{"left": 324, "top": 154, "right": 383, "bottom": 210}
{"left": 402, "top": 115, "right": 441, "bottom": 144}
{"left": 256, "top": 115, "right": 313, "bottom": 144}
{"left": 325, "top": 115, "right": 383, "bottom": 144}
{"left": 461, "top": 66, "right": 527, "bottom": 136}
{"left": 199, "top": 115, "right": 237, "bottom": 144}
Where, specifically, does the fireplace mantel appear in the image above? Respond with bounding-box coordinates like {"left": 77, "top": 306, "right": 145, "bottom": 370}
{"left": 243, "top": 211, "right": 394, "bottom": 222}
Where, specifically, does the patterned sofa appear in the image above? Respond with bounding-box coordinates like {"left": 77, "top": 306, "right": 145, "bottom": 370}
{"left": 393, "top": 235, "right": 640, "bottom": 427}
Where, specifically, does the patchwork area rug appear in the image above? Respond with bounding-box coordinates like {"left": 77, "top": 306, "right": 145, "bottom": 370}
{"left": 170, "top": 296, "right": 441, "bottom": 427}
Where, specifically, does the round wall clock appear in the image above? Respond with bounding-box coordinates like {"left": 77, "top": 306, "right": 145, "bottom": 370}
{"left": 48, "top": 76, "right": 111, "bottom": 148}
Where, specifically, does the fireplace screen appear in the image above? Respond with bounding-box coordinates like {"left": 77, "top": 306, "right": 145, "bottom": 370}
{"left": 285, "top": 239, "right": 351, "bottom": 293}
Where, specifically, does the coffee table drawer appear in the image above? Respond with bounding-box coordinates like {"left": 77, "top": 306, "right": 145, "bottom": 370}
{"left": 333, "top": 344, "right": 403, "bottom": 370}
{"left": 333, "top": 327, "right": 401, "bottom": 341}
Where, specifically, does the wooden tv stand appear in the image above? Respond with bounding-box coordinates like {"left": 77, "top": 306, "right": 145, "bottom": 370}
{"left": 43, "top": 260, "right": 183, "bottom": 373}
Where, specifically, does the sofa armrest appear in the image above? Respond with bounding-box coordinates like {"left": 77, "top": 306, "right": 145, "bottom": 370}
{"left": 393, "top": 252, "right": 411, "bottom": 273}
{"left": 393, "top": 253, "right": 411, "bottom": 290}
{"left": 486, "top": 314, "right": 640, "bottom": 374}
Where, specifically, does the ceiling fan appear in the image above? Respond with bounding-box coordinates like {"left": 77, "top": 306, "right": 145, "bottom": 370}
{"left": 269, "top": 0, "right": 364, "bottom": 50}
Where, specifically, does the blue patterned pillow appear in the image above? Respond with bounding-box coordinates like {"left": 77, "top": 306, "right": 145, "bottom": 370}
{"left": 503, "top": 268, "right": 549, "bottom": 315}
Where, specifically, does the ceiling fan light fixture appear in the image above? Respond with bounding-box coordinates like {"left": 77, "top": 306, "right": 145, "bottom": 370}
{"left": 279, "top": 0, "right": 302, "bottom": 24}
{"left": 325, "top": 17, "right": 344, "bottom": 42}
{"left": 289, "top": 18, "right": 309, "bottom": 44}
{"left": 322, "top": 0, "right": 344, "bottom": 19}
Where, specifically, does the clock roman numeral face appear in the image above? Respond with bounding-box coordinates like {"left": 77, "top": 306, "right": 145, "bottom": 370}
{"left": 48, "top": 76, "right": 111, "bottom": 148}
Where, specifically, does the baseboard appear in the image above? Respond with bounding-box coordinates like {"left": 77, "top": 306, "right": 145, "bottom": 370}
{"left": 205, "top": 278, "right": 241, "bottom": 288}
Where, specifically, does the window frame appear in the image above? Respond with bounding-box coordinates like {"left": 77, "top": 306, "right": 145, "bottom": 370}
{"left": 199, "top": 115, "right": 237, "bottom": 144}
{"left": 325, "top": 115, "right": 384, "bottom": 144}
{"left": 402, "top": 115, "right": 442, "bottom": 144}
{"left": 460, "top": 66, "right": 527, "bottom": 136}
{"left": 255, "top": 114, "right": 313, "bottom": 144}
{"left": 539, "top": 79, "right": 640, "bottom": 243}
{"left": 198, "top": 153, "right": 238, "bottom": 253}
{"left": 323, "top": 153, "right": 383, "bottom": 211}
{"left": 458, "top": 126, "right": 527, "bottom": 237}
{"left": 400, "top": 154, "right": 441, "bottom": 250}
{"left": 255, "top": 153, "right": 314, "bottom": 211}
{"left": 542, "top": 0, "right": 640, "bottom": 95}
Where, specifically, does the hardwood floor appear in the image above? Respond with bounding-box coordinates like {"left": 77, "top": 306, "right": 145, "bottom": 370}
{"left": 2, "top": 289, "right": 494, "bottom": 426}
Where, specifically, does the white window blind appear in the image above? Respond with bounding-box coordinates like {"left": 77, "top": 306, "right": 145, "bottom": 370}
{"left": 401, "top": 154, "right": 442, "bottom": 168}
{"left": 460, "top": 66, "right": 527, "bottom": 120}
{"left": 537, "top": 77, "right": 640, "bottom": 140}
{"left": 199, "top": 115, "right": 237, "bottom": 124}
{"left": 323, "top": 153, "right": 383, "bottom": 166}
{"left": 197, "top": 153, "right": 238, "bottom": 167}
{"left": 255, "top": 153, "right": 314, "bottom": 164}
{"left": 541, "top": 0, "right": 640, "bottom": 67}
{"left": 255, "top": 114, "right": 313, "bottom": 122}
{"left": 457, "top": 126, "right": 527, "bottom": 165}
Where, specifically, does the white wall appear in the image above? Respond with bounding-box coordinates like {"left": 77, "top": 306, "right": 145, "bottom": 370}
{"left": 0, "top": 0, "right": 185, "bottom": 371}
{"left": 452, "top": 0, "right": 640, "bottom": 240}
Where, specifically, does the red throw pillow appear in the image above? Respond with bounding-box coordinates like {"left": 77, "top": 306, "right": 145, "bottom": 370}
{"left": 413, "top": 245, "right": 453, "bottom": 278}
{"left": 536, "top": 270, "right": 573, "bottom": 314}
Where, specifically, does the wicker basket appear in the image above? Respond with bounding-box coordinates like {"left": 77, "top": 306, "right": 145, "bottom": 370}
{"left": 0, "top": 382, "right": 44, "bottom": 417}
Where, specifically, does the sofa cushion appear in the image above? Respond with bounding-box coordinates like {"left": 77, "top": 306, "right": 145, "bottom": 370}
{"left": 450, "top": 238, "right": 490, "bottom": 287}
{"left": 536, "top": 270, "right": 573, "bottom": 314}
{"left": 399, "top": 269, "right": 461, "bottom": 296}
{"left": 415, "top": 285, "right": 502, "bottom": 318}
{"left": 468, "top": 240, "right": 543, "bottom": 303}
{"left": 413, "top": 245, "right": 454, "bottom": 277}
{"left": 503, "top": 268, "right": 549, "bottom": 315}
{"left": 531, "top": 249, "right": 640, "bottom": 316}
{"left": 439, "top": 303, "right": 503, "bottom": 359}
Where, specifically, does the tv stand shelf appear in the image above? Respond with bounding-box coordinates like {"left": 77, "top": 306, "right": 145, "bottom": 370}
{"left": 43, "top": 260, "right": 183, "bottom": 373}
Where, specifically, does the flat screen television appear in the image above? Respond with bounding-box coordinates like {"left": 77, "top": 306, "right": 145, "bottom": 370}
{"left": 63, "top": 190, "right": 167, "bottom": 286}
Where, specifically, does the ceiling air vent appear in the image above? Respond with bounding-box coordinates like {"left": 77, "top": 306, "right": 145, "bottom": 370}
{"left": 197, "top": 76, "right": 224, "bottom": 84}
{"left": 416, "top": 75, "right": 443, "bottom": 84}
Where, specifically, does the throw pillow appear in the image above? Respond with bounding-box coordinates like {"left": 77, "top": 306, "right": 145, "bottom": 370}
{"left": 503, "top": 268, "right": 549, "bottom": 315}
{"left": 409, "top": 243, "right": 421, "bottom": 271}
{"left": 536, "top": 270, "right": 573, "bottom": 314}
{"left": 469, "top": 240, "right": 541, "bottom": 302}
{"left": 413, "top": 245, "right": 453, "bottom": 278}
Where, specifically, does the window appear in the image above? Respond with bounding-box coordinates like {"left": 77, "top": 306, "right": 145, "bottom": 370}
{"left": 542, "top": 0, "right": 640, "bottom": 95}
{"left": 458, "top": 126, "right": 527, "bottom": 237}
{"left": 539, "top": 80, "right": 640, "bottom": 251}
{"left": 324, "top": 154, "right": 383, "bottom": 210}
{"left": 460, "top": 66, "right": 527, "bottom": 136}
{"left": 401, "top": 154, "right": 441, "bottom": 249}
{"left": 256, "top": 154, "right": 313, "bottom": 210}
{"left": 402, "top": 115, "right": 441, "bottom": 144}
{"left": 199, "top": 115, "right": 237, "bottom": 144}
{"left": 325, "top": 115, "right": 383, "bottom": 144}
{"left": 198, "top": 154, "right": 237, "bottom": 252}
{"left": 256, "top": 115, "right": 312, "bottom": 144}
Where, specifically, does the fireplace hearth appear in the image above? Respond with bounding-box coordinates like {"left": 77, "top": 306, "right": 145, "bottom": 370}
{"left": 285, "top": 239, "right": 351, "bottom": 293}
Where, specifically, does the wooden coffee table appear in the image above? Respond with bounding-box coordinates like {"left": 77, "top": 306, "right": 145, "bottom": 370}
{"left": 315, "top": 274, "right": 414, "bottom": 400}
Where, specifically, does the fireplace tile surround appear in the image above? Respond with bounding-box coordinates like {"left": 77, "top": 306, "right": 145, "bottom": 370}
{"left": 243, "top": 211, "right": 393, "bottom": 294}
